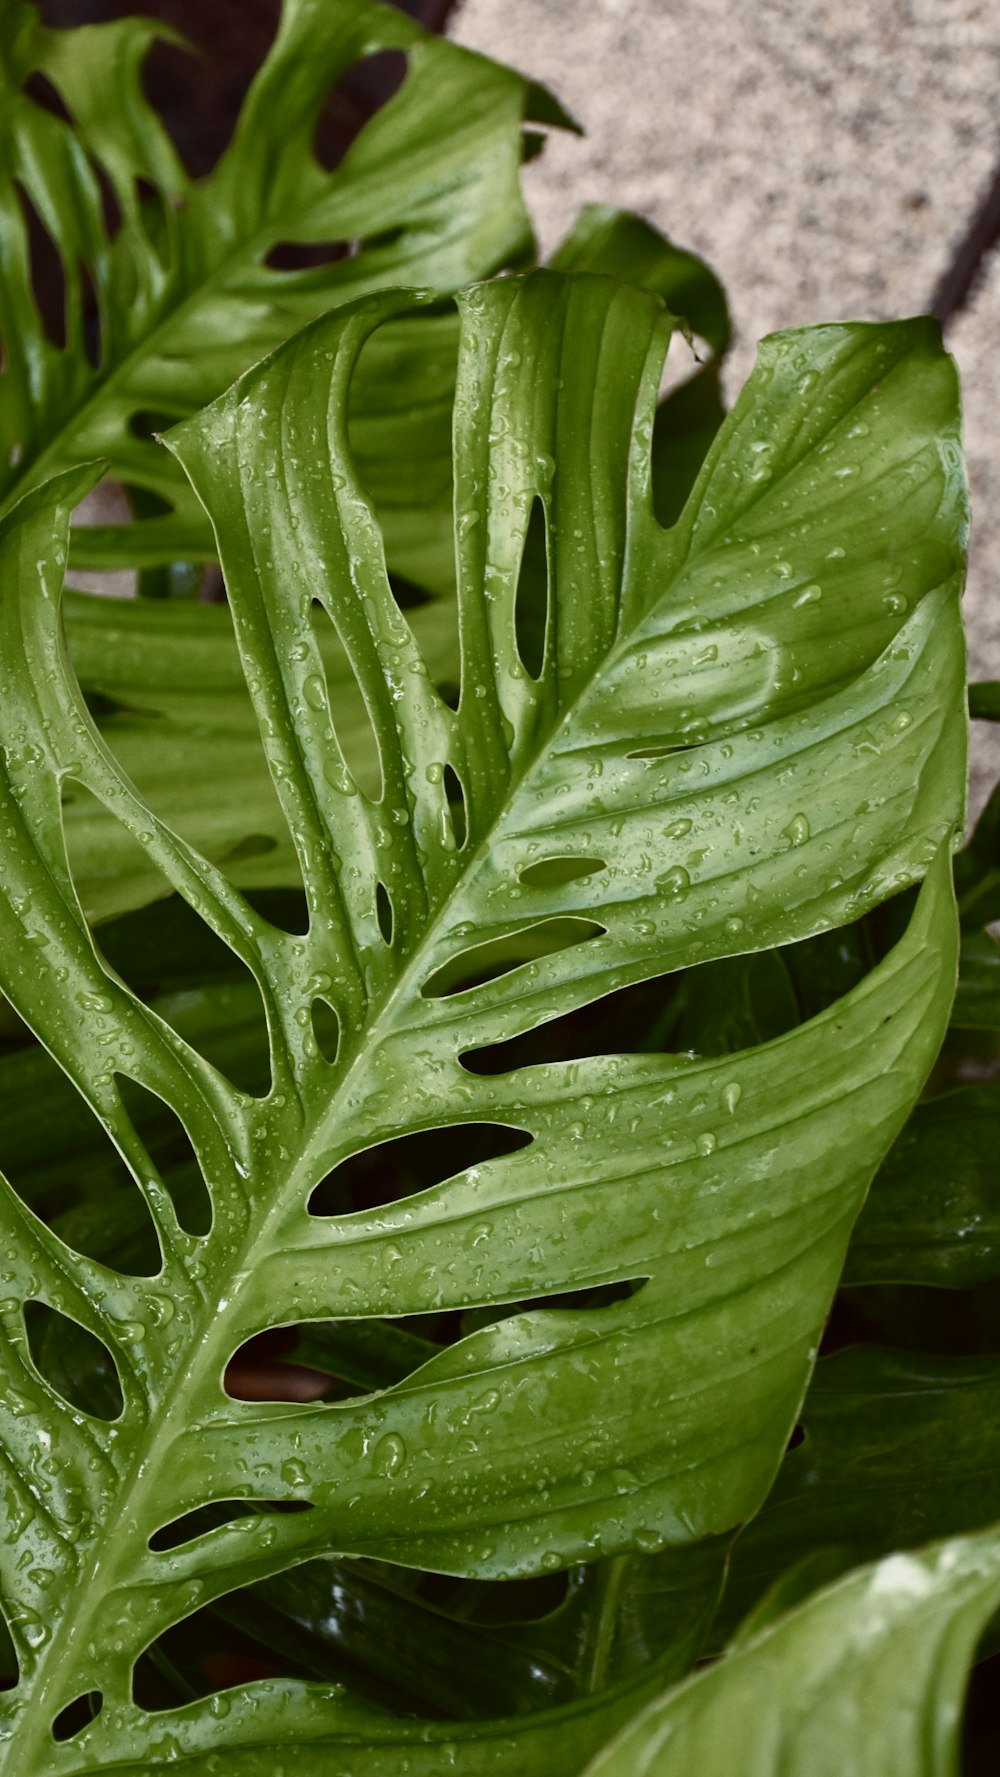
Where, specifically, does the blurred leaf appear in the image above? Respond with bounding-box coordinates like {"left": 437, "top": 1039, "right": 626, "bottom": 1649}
{"left": 583, "top": 1526, "right": 1000, "bottom": 1777}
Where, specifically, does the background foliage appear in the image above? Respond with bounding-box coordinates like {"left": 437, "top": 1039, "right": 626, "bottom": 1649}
{"left": 0, "top": 2, "right": 997, "bottom": 1771}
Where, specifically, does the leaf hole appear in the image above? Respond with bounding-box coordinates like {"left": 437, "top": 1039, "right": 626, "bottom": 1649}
{"left": 0, "top": 1607, "right": 17, "bottom": 1691}
{"left": 91, "top": 156, "right": 123, "bottom": 243}
{"left": 24, "top": 71, "right": 73, "bottom": 124}
{"left": 444, "top": 764, "right": 467, "bottom": 849}
{"left": 461, "top": 968, "right": 683, "bottom": 1075}
{"left": 625, "top": 742, "right": 702, "bottom": 760}
{"left": 387, "top": 571, "right": 433, "bottom": 611}
{"left": 79, "top": 261, "right": 102, "bottom": 369}
{"left": 422, "top": 918, "right": 605, "bottom": 1000}
{"left": 52, "top": 1691, "right": 103, "bottom": 1742}
{"left": 518, "top": 855, "right": 608, "bottom": 889}
{"left": 23, "top": 1301, "right": 123, "bottom": 1421}
{"left": 138, "top": 16, "right": 263, "bottom": 180}
{"left": 514, "top": 495, "right": 549, "bottom": 680}
{"left": 462, "top": 1277, "right": 648, "bottom": 1339}
{"left": 375, "top": 881, "right": 394, "bottom": 945}
{"left": 127, "top": 408, "right": 175, "bottom": 442}
{"left": 116, "top": 1077, "right": 212, "bottom": 1238}
{"left": 132, "top": 1604, "right": 294, "bottom": 1709}
{"left": 61, "top": 782, "right": 273, "bottom": 1098}
{"left": 225, "top": 1326, "right": 339, "bottom": 1403}
{"left": 263, "top": 239, "right": 352, "bottom": 273}
{"left": 0, "top": 1048, "right": 163, "bottom": 1275}
{"left": 314, "top": 50, "right": 410, "bottom": 173}
{"left": 15, "top": 181, "right": 67, "bottom": 349}
{"left": 65, "top": 592, "right": 311, "bottom": 913}
{"left": 309, "top": 1123, "right": 533, "bottom": 1217}
{"left": 346, "top": 306, "right": 460, "bottom": 608}
{"left": 310, "top": 998, "right": 340, "bottom": 1066}
{"left": 149, "top": 1501, "right": 277, "bottom": 1553}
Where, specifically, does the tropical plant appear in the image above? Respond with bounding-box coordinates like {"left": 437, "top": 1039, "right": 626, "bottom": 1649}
{"left": 0, "top": 2, "right": 997, "bottom": 1772}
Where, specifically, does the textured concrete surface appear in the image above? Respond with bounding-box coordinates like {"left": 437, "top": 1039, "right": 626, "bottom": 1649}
{"left": 452, "top": 0, "right": 1000, "bottom": 812}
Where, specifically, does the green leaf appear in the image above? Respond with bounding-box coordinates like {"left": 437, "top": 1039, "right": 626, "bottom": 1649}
{"left": 51, "top": 203, "right": 731, "bottom": 924}
{"left": 712, "top": 1345, "right": 1000, "bottom": 1646}
{"left": 549, "top": 203, "right": 732, "bottom": 531}
{"left": 951, "top": 930, "right": 1000, "bottom": 1030}
{"left": 0, "top": 0, "right": 540, "bottom": 570}
{"left": 954, "top": 781, "right": 1000, "bottom": 928}
{"left": 58, "top": 587, "right": 459, "bottom": 921}
{"left": 582, "top": 1525, "right": 1000, "bottom": 1777}
{"left": 969, "top": 681, "right": 1000, "bottom": 721}
{"left": 0, "top": 274, "right": 966, "bottom": 1766}
{"left": 845, "top": 1087, "right": 1000, "bottom": 1286}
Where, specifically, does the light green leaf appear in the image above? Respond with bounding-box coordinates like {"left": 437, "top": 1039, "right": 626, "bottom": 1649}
{"left": 0, "top": 0, "right": 541, "bottom": 570}
{"left": 582, "top": 1525, "right": 1000, "bottom": 1777}
{"left": 0, "top": 273, "right": 965, "bottom": 1766}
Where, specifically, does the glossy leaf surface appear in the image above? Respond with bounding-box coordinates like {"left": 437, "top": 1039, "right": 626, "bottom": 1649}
{"left": 53, "top": 205, "right": 729, "bottom": 922}
{"left": 583, "top": 1526, "right": 1000, "bottom": 1777}
{"left": 0, "top": 273, "right": 966, "bottom": 1768}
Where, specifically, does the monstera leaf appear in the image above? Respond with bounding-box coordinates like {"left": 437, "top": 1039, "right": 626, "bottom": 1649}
{"left": 0, "top": 271, "right": 967, "bottom": 1770}
{"left": 582, "top": 1524, "right": 1000, "bottom": 1777}
{"left": 0, "top": 0, "right": 549, "bottom": 572}
{"left": 50, "top": 203, "right": 729, "bottom": 924}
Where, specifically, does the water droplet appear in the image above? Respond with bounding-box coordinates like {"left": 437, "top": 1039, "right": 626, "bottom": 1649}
{"left": 280, "top": 1459, "right": 310, "bottom": 1488}
{"left": 609, "top": 1467, "right": 639, "bottom": 1493}
{"left": 696, "top": 1131, "right": 717, "bottom": 1157}
{"left": 656, "top": 865, "right": 690, "bottom": 896}
{"left": 723, "top": 915, "right": 744, "bottom": 936}
{"left": 783, "top": 813, "right": 810, "bottom": 847}
{"left": 793, "top": 584, "right": 822, "bottom": 607}
{"left": 77, "top": 991, "right": 113, "bottom": 1014}
{"left": 303, "top": 674, "right": 328, "bottom": 712}
{"left": 721, "top": 1082, "right": 742, "bottom": 1115}
{"left": 662, "top": 819, "right": 692, "bottom": 840}
{"left": 372, "top": 1433, "right": 406, "bottom": 1478}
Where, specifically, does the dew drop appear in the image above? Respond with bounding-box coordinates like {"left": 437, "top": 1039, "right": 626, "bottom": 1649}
{"left": 608, "top": 1468, "right": 640, "bottom": 1495}
{"left": 372, "top": 1433, "right": 406, "bottom": 1478}
{"left": 721, "top": 1082, "right": 742, "bottom": 1115}
{"left": 77, "top": 991, "right": 113, "bottom": 1015}
{"left": 656, "top": 865, "right": 691, "bottom": 897}
{"left": 783, "top": 813, "right": 810, "bottom": 847}
{"left": 303, "top": 674, "right": 328, "bottom": 712}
